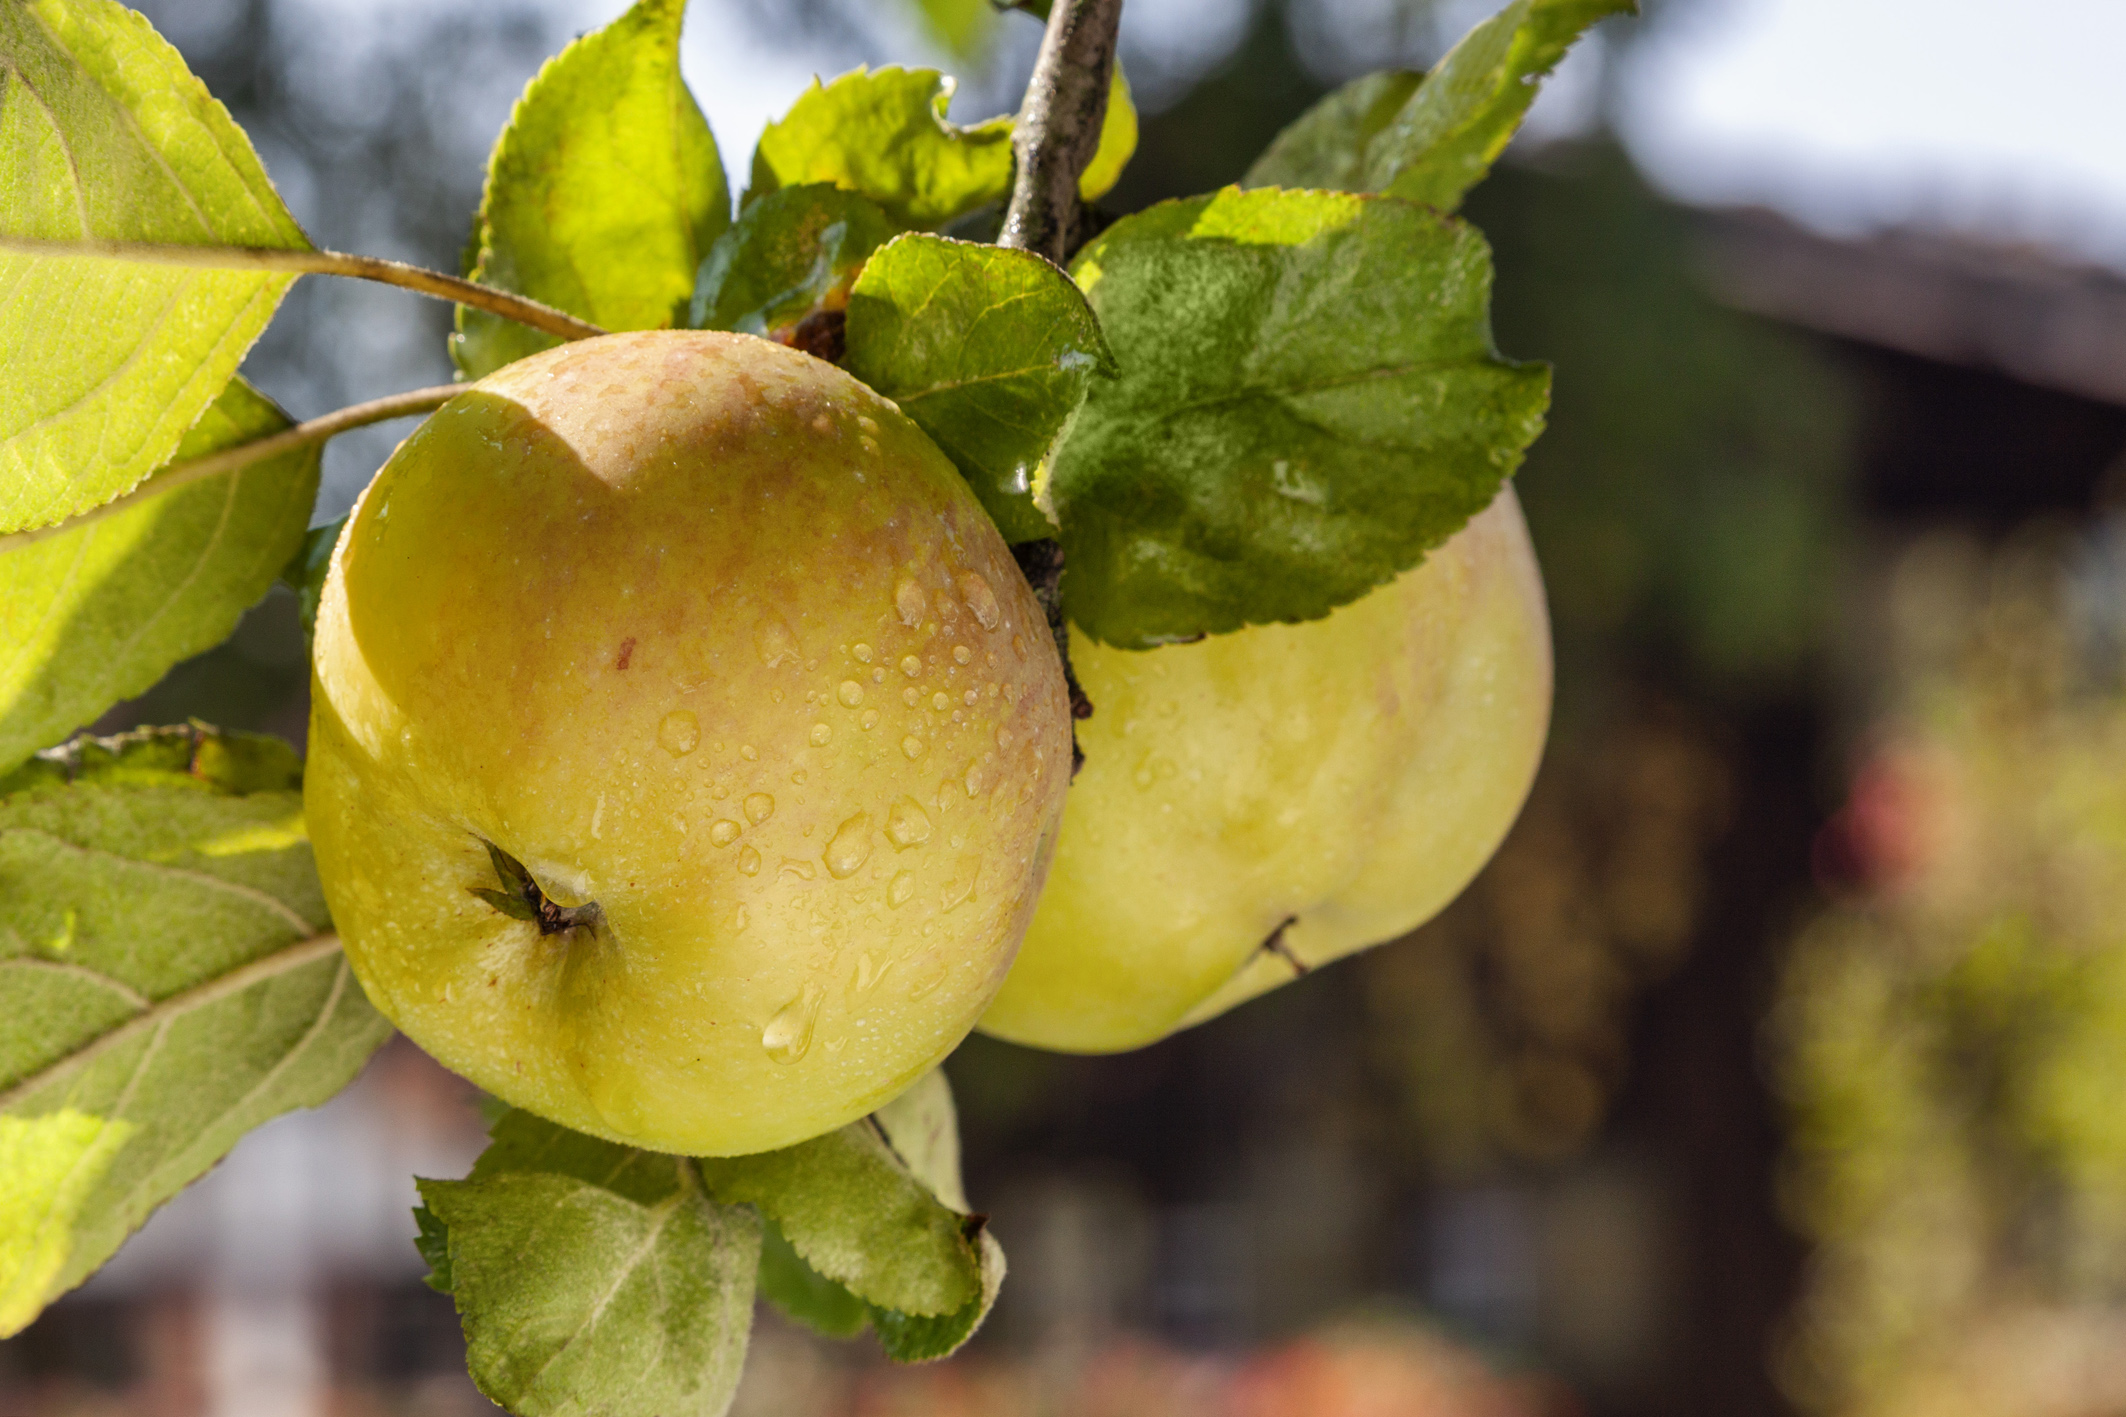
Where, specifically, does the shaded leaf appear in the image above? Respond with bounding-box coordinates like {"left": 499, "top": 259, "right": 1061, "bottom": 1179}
{"left": 0, "top": 725, "right": 388, "bottom": 1338}
{"left": 757, "top": 1218, "right": 870, "bottom": 1338}
{"left": 1, "top": 378, "right": 320, "bottom": 775}
{"left": 844, "top": 234, "right": 1112, "bottom": 543}
{"left": 748, "top": 67, "right": 1014, "bottom": 230}
{"left": 706, "top": 1069, "right": 1001, "bottom": 1361}
{"left": 689, "top": 184, "right": 894, "bottom": 336}
{"left": 418, "top": 1110, "right": 759, "bottom": 1417}
{"left": 454, "top": 0, "right": 729, "bottom": 381}
{"left": 0, "top": 0, "right": 310, "bottom": 532}
{"left": 1054, "top": 186, "right": 1550, "bottom": 647}
{"left": 1244, "top": 0, "right": 1632, "bottom": 209}
{"left": 279, "top": 515, "right": 342, "bottom": 640}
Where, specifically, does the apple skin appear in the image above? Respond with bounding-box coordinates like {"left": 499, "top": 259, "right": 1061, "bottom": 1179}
{"left": 306, "top": 330, "right": 1070, "bottom": 1155}
{"left": 977, "top": 487, "right": 1551, "bottom": 1053}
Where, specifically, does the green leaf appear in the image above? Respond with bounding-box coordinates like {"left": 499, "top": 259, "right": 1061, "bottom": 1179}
{"left": 417, "top": 1110, "right": 760, "bottom": 1417}
{"left": 279, "top": 516, "right": 342, "bottom": 641}
{"left": 749, "top": 67, "right": 1014, "bottom": 231}
{"left": 844, "top": 234, "right": 1113, "bottom": 543}
{"left": 689, "top": 184, "right": 894, "bottom": 336}
{"left": 0, "top": 0, "right": 311, "bottom": 533}
{"left": 453, "top": 0, "right": 730, "bottom": 382}
{"left": 1243, "top": 0, "right": 1632, "bottom": 210}
{"left": 1053, "top": 186, "right": 1550, "bottom": 647}
{"left": 0, "top": 378, "right": 321, "bottom": 775}
{"left": 413, "top": 1202, "right": 453, "bottom": 1294}
{"left": 756, "top": 1218, "right": 870, "bottom": 1338}
{"left": 1078, "top": 66, "right": 1137, "bottom": 203}
{"left": 702, "top": 1068, "right": 1001, "bottom": 1362}
{"left": 0, "top": 725, "right": 388, "bottom": 1338}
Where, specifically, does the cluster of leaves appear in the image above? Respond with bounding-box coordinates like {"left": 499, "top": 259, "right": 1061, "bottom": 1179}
{"left": 0, "top": 0, "right": 1627, "bottom": 1410}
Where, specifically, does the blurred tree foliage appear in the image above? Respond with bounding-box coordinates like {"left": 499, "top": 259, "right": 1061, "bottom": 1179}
{"left": 1776, "top": 526, "right": 2126, "bottom": 1417}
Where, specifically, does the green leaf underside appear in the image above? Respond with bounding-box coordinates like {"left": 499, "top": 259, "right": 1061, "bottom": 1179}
{"left": 749, "top": 67, "right": 1013, "bottom": 231}
{"left": 756, "top": 1219, "right": 869, "bottom": 1337}
{"left": 0, "top": 378, "right": 320, "bottom": 775}
{"left": 1053, "top": 186, "right": 1549, "bottom": 647}
{"left": 844, "top": 234, "right": 1113, "bottom": 543}
{"left": 689, "top": 184, "right": 894, "bottom": 336}
{"left": 1243, "top": 0, "right": 1633, "bottom": 209}
{"left": 0, "top": 725, "right": 389, "bottom": 1338}
{"left": 280, "top": 515, "right": 342, "bottom": 640}
{"left": 453, "top": 0, "right": 729, "bottom": 382}
{"left": 418, "top": 1111, "right": 759, "bottom": 1417}
{"left": 747, "top": 66, "right": 1137, "bottom": 231}
{"left": 0, "top": 0, "right": 310, "bottom": 534}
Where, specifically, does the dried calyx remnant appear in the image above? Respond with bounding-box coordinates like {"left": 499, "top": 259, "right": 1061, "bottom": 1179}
{"left": 471, "top": 841, "right": 603, "bottom": 935}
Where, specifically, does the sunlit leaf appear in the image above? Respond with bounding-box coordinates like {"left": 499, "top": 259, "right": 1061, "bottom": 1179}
{"left": 454, "top": 0, "right": 730, "bottom": 380}
{"left": 0, "top": 0, "right": 310, "bottom": 532}
{"left": 1243, "top": 0, "right": 1632, "bottom": 209}
{"left": 417, "top": 1110, "right": 760, "bottom": 1417}
{"left": 1054, "top": 186, "right": 1549, "bottom": 647}
{"left": 0, "top": 726, "right": 388, "bottom": 1337}
{"left": 1078, "top": 66, "right": 1137, "bottom": 202}
{"left": 0, "top": 379, "right": 320, "bottom": 774}
{"left": 845, "top": 234, "right": 1113, "bottom": 543}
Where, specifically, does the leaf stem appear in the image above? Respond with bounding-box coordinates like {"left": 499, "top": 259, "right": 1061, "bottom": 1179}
{"left": 0, "top": 933, "right": 342, "bottom": 1114}
{"left": 999, "top": 0, "right": 1124, "bottom": 265}
{"left": 0, "top": 385, "right": 458, "bottom": 554}
{"left": 0, "top": 237, "right": 606, "bottom": 343}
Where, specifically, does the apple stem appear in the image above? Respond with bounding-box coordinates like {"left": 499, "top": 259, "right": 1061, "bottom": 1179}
{"left": 998, "top": 0, "right": 1123, "bottom": 266}
{"left": 0, "top": 237, "right": 606, "bottom": 343}
{"left": 0, "top": 385, "right": 458, "bottom": 554}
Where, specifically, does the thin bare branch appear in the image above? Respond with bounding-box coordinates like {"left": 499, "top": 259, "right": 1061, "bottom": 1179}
{"left": 0, "top": 237, "right": 606, "bottom": 343}
{"left": 0, "top": 385, "right": 458, "bottom": 554}
{"left": 998, "top": 0, "right": 1123, "bottom": 265}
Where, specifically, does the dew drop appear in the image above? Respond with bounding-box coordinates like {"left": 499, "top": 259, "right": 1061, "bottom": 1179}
{"left": 811, "top": 723, "right": 832, "bottom": 745}
{"left": 1012, "top": 634, "right": 1028, "bottom": 660}
{"left": 825, "top": 812, "right": 874, "bottom": 879}
{"left": 908, "top": 963, "right": 948, "bottom": 1000}
{"left": 931, "top": 692, "right": 950, "bottom": 711}
{"left": 856, "top": 952, "right": 892, "bottom": 992}
{"left": 997, "top": 726, "right": 1014, "bottom": 748}
{"left": 964, "top": 761, "right": 988, "bottom": 797}
{"left": 861, "top": 709, "right": 880, "bottom": 730}
{"left": 959, "top": 572, "right": 1002, "bottom": 629}
{"left": 942, "top": 860, "right": 979, "bottom": 911}
{"left": 779, "top": 858, "right": 817, "bottom": 881}
{"left": 761, "top": 983, "right": 823, "bottom": 1065}
{"left": 710, "top": 820, "right": 742, "bottom": 848}
{"left": 658, "top": 709, "right": 700, "bottom": 756}
{"left": 744, "top": 792, "right": 775, "bottom": 825}
{"left": 873, "top": 667, "right": 887, "bottom": 684}
{"left": 853, "top": 643, "right": 874, "bottom": 664}
{"left": 895, "top": 578, "right": 927, "bottom": 627}
{"left": 953, "top": 645, "right": 972, "bottom": 664}
{"left": 791, "top": 768, "right": 808, "bottom": 785}
{"left": 738, "top": 845, "right": 762, "bottom": 876}
{"left": 838, "top": 680, "right": 865, "bottom": 708}
{"left": 900, "top": 654, "right": 922, "bottom": 678}
{"left": 903, "top": 687, "right": 921, "bottom": 707}
{"left": 755, "top": 613, "right": 800, "bottom": 668}
{"left": 859, "top": 435, "right": 879, "bottom": 455}
{"left": 741, "top": 744, "right": 759, "bottom": 761}
{"left": 934, "top": 590, "right": 959, "bottom": 622}
{"left": 857, "top": 415, "right": 879, "bottom": 435}
{"left": 902, "top": 735, "right": 926, "bottom": 760}
{"left": 888, "top": 871, "right": 915, "bottom": 907}
{"left": 732, "top": 905, "right": 749, "bottom": 932}
{"left": 887, "top": 797, "right": 933, "bottom": 850}
{"left": 963, "top": 689, "right": 979, "bottom": 706}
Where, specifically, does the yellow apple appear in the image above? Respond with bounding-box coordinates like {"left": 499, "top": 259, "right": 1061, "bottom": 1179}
{"left": 305, "top": 330, "right": 1070, "bottom": 1155}
{"left": 978, "top": 487, "right": 1551, "bottom": 1052}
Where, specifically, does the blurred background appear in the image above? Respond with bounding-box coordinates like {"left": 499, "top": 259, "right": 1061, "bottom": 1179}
{"left": 8, "top": 0, "right": 2126, "bottom": 1413}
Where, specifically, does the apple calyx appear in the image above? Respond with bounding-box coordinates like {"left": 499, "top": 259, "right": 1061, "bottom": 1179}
{"left": 469, "top": 841, "right": 603, "bottom": 937}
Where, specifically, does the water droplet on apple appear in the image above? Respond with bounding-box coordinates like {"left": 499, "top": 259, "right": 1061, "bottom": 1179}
{"left": 963, "top": 689, "right": 979, "bottom": 706}
{"left": 942, "top": 860, "right": 979, "bottom": 911}
{"left": 963, "top": 761, "right": 988, "bottom": 797}
{"left": 811, "top": 723, "right": 832, "bottom": 745}
{"left": 896, "top": 578, "right": 927, "bottom": 627}
{"left": 903, "top": 687, "right": 921, "bottom": 707}
{"left": 888, "top": 871, "right": 915, "bottom": 907}
{"left": 931, "top": 692, "right": 950, "bottom": 711}
{"left": 861, "top": 709, "right": 880, "bottom": 730}
{"left": 756, "top": 613, "right": 800, "bottom": 668}
{"left": 959, "top": 573, "right": 1001, "bottom": 629}
{"left": 824, "top": 813, "right": 874, "bottom": 879}
{"left": 900, "top": 654, "right": 922, "bottom": 678}
{"left": 902, "top": 735, "right": 925, "bottom": 760}
{"left": 762, "top": 983, "right": 823, "bottom": 1064}
{"left": 838, "top": 680, "right": 865, "bottom": 707}
{"left": 658, "top": 709, "right": 700, "bottom": 756}
{"left": 887, "top": 797, "right": 932, "bottom": 849}
{"left": 908, "top": 963, "right": 947, "bottom": 1000}
{"left": 853, "top": 643, "right": 874, "bottom": 663}
{"left": 739, "top": 846, "right": 762, "bottom": 876}
{"left": 953, "top": 645, "right": 972, "bottom": 664}
{"left": 1012, "top": 635, "right": 1027, "bottom": 660}
{"left": 856, "top": 952, "right": 891, "bottom": 991}
{"left": 745, "top": 793, "right": 775, "bottom": 824}
{"left": 732, "top": 905, "right": 749, "bottom": 932}
{"left": 710, "top": 820, "right": 741, "bottom": 848}
{"left": 779, "top": 858, "right": 816, "bottom": 881}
